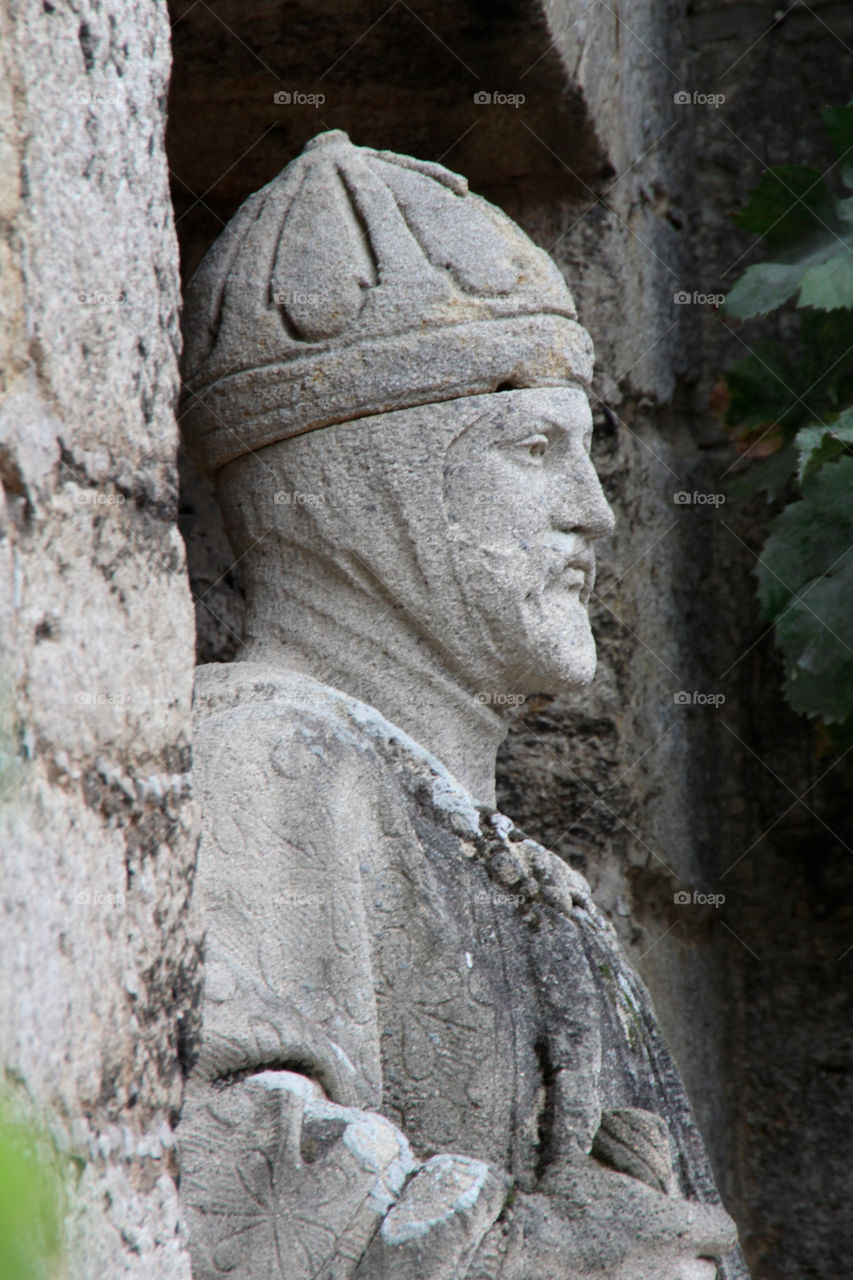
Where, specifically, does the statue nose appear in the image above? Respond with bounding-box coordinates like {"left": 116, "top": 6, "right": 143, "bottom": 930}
{"left": 552, "top": 460, "right": 615, "bottom": 540}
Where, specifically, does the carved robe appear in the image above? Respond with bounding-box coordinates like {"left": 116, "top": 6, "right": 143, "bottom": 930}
{"left": 180, "top": 663, "right": 745, "bottom": 1279}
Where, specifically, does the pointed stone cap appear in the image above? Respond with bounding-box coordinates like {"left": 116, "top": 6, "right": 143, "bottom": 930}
{"left": 180, "top": 130, "right": 594, "bottom": 478}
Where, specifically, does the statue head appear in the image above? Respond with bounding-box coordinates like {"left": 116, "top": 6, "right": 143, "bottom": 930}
{"left": 180, "top": 131, "right": 614, "bottom": 701}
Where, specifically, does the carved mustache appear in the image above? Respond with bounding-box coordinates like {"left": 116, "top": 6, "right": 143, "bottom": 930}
{"left": 541, "top": 537, "right": 596, "bottom": 603}
{"left": 455, "top": 534, "right": 595, "bottom": 606}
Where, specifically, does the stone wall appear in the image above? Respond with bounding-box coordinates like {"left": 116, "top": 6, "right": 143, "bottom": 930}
{"left": 501, "top": 8, "right": 853, "bottom": 1277}
{"left": 0, "top": 1, "right": 200, "bottom": 1275}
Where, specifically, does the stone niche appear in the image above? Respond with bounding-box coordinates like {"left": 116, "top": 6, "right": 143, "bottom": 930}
{"left": 169, "top": 0, "right": 853, "bottom": 1274}
{"left": 167, "top": 0, "right": 612, "bottom": 279}
{"left": 167, "top": 0, "right": 736, "bottom": 1263}
{"left": 167, "top": 0, "right": 736, "bottom": 1186}
{"left": 169, "top": 0, "right": 623, "bottom": 671}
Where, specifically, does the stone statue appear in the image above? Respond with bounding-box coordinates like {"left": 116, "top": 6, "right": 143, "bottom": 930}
{"left": 177, "top": 131, "right": 747, "bottom": 1279}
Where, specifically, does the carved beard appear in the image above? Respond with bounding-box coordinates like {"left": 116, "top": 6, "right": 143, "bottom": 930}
{"left": 218, "top": 389, "right": 603, "bottom": 699}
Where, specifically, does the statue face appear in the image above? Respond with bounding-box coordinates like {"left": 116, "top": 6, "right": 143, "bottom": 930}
{"left": 441, "top": 386, "right": 615, "bottom": 694}
{"left": 220, "top": 384, "right": 613, "bottom": 702}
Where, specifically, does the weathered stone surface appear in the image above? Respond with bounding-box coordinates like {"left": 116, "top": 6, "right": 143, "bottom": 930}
{"left": 678, "top": 7, "right": 853, "bottom": 1274}
{"left": 6, "top": 0, "right": 846, "bottom": 1271}
{"left": 357, "top": 1154, "right": 509, "bottom": 1278}
{"left": 592, "top": 1107, "right": 677, "bottom": 1196}
{"left": 182, "top": 664, "right": 739, "bottom": 1278}
{"left": 0, "top": 1, "right": 199, "bottom": 1275}
{"left": 165, "top": 4, "right": 853, "bottom": 1276}
{"left": 167, "top": 2, "right": 745, "bottom": 1260}
{"left": 181, "top": 1070, "right": 419, "bottom": 1278}
{"left": 166, "top": 0, "right": 610, "bottom": 278}
{"left": 177, "top": 133, "right": 745, "bottom": 1278}
{"left": 180, "top": 130, "right": 594, "bottom": 479}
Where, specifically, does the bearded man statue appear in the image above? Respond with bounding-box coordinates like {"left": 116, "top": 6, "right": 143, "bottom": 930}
{"left": 177, "top": 130, "right": 747, "bottom": 1280}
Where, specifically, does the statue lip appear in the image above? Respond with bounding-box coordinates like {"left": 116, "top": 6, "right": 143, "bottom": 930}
{"left": 551, "top": 550, "right": 595, "bottom": 605}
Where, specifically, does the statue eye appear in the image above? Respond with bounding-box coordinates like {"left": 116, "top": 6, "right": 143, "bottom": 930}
{"left": 515, "top": 433, "right": 549, "bottom": 460}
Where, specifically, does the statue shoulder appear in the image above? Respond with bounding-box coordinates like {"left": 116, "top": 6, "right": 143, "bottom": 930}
{"left": 191, "top": 661, "right": 393, "bottom": 834}
{"left": 189, "top": 663, "right": 387, "bottom": 1108}
{"left": 194, "top": 660, "right": 382, "bottom": 751}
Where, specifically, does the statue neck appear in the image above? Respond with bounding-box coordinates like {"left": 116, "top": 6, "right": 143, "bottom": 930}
{"left": 238, "top": 575, "right": 509, "bottom": 807}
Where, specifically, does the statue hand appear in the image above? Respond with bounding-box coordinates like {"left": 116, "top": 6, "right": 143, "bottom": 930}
{"left": 467, "top": 1155, "right": 737, "bottom": 1280}
{"left": 180, "top": 1070, "right": 508, "bottom": 1280}
{"left": 353, "top": 1152, "right": 509, "bottom": 1278}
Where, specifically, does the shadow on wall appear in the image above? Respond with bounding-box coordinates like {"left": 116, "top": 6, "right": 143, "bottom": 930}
{"left": 167, "top": 0, "right": 611, "bottom": 279}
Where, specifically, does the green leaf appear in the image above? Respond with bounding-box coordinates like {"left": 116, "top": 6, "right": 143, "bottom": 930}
{"left": 796, "top": 308, "right": 853, "bottom": 411}
{"left": 0, "top": 1104, "right": 64, "bottom": 1280}
{"left": 756, "top": 457, "right": 853, "bottom": 722}
{"left": 724, "top": 314, "right": 853, "bottom": 444}
{"left": 723, "top": 103, "right": 853, "bottom": 739}
{"left": 758, "top": 456, "right": 853, "bottom": 616}
{"left": 734, "top": 165, "right": 835, "bottom": 250}
{"left": 725, "top": 444, "right": 798, "bottom": 502}
{"left": 725, "top": 343, "right": 808, "bottom": 435}
{"left": 723, "top": 226, "right": 853, "bottom": 319}
{"left": 776, "top": 557, "right": 853, "bottom": 721}
{"left": 794, "top": 408, "right": 853, "bottom": 481}
{"left": 822, "top": 102, "right": 853, "bottom": 190}
{"left": 798, "top": 251, "right": 853, "bottom": 311}
{"left": 724, "top": 261, "right": 804, "bottom": 318}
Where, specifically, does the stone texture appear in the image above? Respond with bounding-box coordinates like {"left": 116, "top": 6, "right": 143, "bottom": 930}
{"left": 10, "top": 0, "right": 848, "bottom": 1272}
{"left": 169, "top": 9, "right": 734, "bottom": 1205}
{"left": 676, "top": 6, "right": 853, "bottom": 1274}
{"left": 181, "top": 131, "right": 593, "bottom": 478}
{"left": 0, "top": 1, "right": 200, "bottom": 1275}
{"left": 181, "top": 1070, "right": 419, "bottom": 1279}
{"left": 182, "top": 664, "right": 739, "bottom": 1278}
{"left": 166, "top": 0, "right": 610, "bottom": 280}
{"left": 166, "top": 2, "right": 853, "bottom": 1275}
{"left": 177, "top": 132, "right": 746, "bottom": 1277}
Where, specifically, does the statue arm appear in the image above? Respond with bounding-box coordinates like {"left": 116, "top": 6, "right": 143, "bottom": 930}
{"left": 180, "top": 690, "right": 736, "bottom": 1279}
{"left": 180, "top": 692, "right": 510, "bottom": 1277}
{"left": 180, "top": 1063, "right": 510, "bottom": 1279}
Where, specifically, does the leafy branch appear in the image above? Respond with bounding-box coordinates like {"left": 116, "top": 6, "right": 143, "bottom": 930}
{"left": 721, "top": 102, "right": 853, "bottom": 746}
